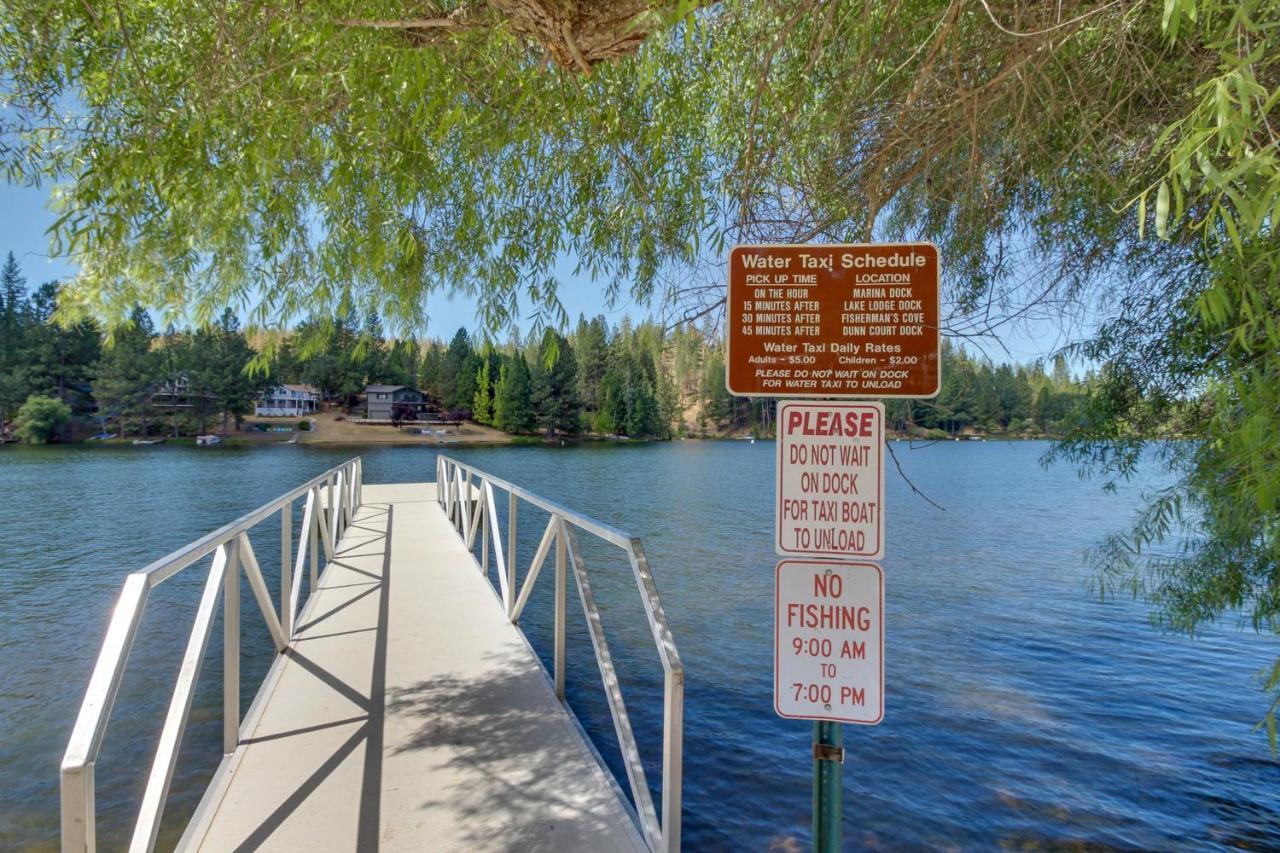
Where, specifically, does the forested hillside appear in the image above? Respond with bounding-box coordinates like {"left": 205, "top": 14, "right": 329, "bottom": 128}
{"left": 2, "top": 252, "right": 1091, "bottom": 442}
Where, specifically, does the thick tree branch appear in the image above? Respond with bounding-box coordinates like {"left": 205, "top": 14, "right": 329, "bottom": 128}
{"left": 334, "top": 1, "right": 700, "bottom": 72}
{"left": 334, "top": 17, "right": 465, "bottom": 30}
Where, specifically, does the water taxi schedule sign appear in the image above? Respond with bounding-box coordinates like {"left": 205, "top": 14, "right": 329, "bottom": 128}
{"left": 726, "top": 243, "right": 940, "bottom": 398}
{"left": 777, "top": 401, "right": 884, "bottom": 560}
{"left": 775, "top": 560, "right": 884, "bottom": 724}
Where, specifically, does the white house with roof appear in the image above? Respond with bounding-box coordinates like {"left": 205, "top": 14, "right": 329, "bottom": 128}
{"left": 255, "top": 384, "right": 320, "bottom": 417}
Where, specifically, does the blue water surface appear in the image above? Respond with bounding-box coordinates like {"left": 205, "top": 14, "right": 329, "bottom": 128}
{"left": 0, "top": 440, "right": 1277, "bottom": 851}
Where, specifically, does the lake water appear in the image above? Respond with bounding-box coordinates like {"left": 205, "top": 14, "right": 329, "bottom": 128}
{"left": 1, "top": 441, "right": 1277, "bottom": 850}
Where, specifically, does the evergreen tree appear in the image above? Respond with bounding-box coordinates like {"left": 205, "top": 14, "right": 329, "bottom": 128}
{"left": 596, "top": 364, "right": 624, "bottom": 434}
{"left": 199, "top": 309, "right": 264, "bottom": 433}
{"left": 25, "top": 281, "right": 101, "bottom": 411}
{"left": 671, "top": 327, "right": 703, "bottom": 396}
{"left": 418, "top": 342, "right": 446, "bottom": 404}
{"left": 298, "top": 317, "right": 364, "bottom": 403}
{"left": 92, "top": 307, "right": 158, "bottom": 438}
{"left": 654, "top": 359, "right": 679, "bottom": 437}
{"left": 624, "top": 371, "right": 658, "bottom": 437}
{"left": 441, "top": 328, "right": 478, "bottom": 411}
{"left": 1032, "top": 385, "right": 1053, "bottom": 433}
{"left": 530, "top": 330, "right": 579, "bottom": 437}
{"left": 700, "top": 349, "right": 732, "bottom": 423}
{"left": 573, "top": 314, "right": 609, "bottom": 414}
{"left": 493, "top": 355, "right": 534, "bottom": 434}
{"left": 473, "top": 357, "right": 493, "bottom": 425}
{"left": 0, "top": 368, "right": 28, "bottom": 429}
{"left": 1051, "top": 354, "right": 1072, "bottom": 389}
{"left": 619, "top": 344, "right": 660, "bottom": 437}
{"left": 358, "top": 313, "right": 388, "bottom": 383}
{"left": 269, "top": 337, "right": 301, "bottom": 384}
{"left": 0, "top": 251, "right": 27, "bottom": 351}
{"left": 383, "top": 339, "right": 420, "bottom": 387}
{"left": 0, "top": 252, "right": 30, "bottom": 423}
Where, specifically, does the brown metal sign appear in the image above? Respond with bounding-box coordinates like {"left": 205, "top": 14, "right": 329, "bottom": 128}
{"left": 726, "top": 243, "right": 940, "bottom": 398}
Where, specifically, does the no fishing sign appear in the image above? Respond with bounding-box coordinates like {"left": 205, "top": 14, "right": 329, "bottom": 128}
{"left": 774, "top": 560, "right": 884, "bottom": 725}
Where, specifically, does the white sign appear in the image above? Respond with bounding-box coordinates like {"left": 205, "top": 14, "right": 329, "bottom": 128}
{"left": 776, "top": 401, "right": 885, "bottom": 559}
{"left": 774, "top": 560, "right": 884, "bottom": 724}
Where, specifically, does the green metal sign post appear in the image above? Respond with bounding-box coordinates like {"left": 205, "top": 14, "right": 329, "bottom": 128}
{"left": 812, "top": 721, "right": 843, "bottom": 852}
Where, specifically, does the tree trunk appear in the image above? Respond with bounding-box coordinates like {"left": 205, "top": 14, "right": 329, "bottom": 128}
{"left": 339, "top": 0, "right": 671, "bottom": 72}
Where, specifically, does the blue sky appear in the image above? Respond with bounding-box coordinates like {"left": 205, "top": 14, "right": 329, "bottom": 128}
{"left": 1, "top": 181, "right": 648, "bottom": 339}
{"left": 1, "top": 180, "right": 1080, "bottom": 364}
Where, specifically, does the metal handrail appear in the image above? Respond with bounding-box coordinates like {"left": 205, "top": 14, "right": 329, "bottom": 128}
{"left": 435, "top": 455, "right": 685, "bottom": 853}
{"left": 60, "top": 457, "right": 363, "bottom": 853}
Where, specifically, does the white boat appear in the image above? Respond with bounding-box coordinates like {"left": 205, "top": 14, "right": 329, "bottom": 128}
{"left": 131, "top": 438, "right": 165, "bottom": 445}
{"left": 196, "top": 434, "right": 222, "bottom": 446}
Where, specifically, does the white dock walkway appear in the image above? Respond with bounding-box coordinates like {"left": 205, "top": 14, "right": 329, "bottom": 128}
{"left": 180, "top": 483, "right": 647, "bottom": 852}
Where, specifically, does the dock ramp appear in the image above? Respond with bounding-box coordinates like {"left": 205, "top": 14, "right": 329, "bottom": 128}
{"left": 60, "top": 458, "right": 682, "bottom": 852}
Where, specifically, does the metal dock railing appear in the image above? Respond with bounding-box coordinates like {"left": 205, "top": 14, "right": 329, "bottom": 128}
{"left": 60, "top": 456, "right": 682, "bottom": 852}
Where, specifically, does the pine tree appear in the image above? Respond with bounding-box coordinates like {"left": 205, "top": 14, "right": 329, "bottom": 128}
{"left": 530, "top": 330, "right": 579, "bottom": 437}
{"left": 358, "top": 312, "right": 388, "bottom": 383}
{"left": 269, "top": 338, "right": 301, "bottom": 385}
{"left": 92, "top": 306, "right": 158, "bottom": 438}
{"left": 491, "top": 362, "right": 511, "bottom": 430}
{"left": 1051, "top": 354, "right": 1072, "bottom": 389}
{"left": 493, "top": 355, "right": 534, "bottom": 434}
{"left": 1032, "top": 385, "right": 1052, "bottom": 433}
{"left": 473, "top": 357, "right": 493, "bottom": 425}
{"left": 25, "top": 281, "right": 101, "bottom": 410}
{"left": 298, "top": 316, "right": 364, "bottom": 403}
{"left": 201, "top": 309, "right": 264, "bottom": 433}
{"left": 441, "top": 327, "right": 478, "bottom": 411}
{"left": 384, "top": 339, "right": 420, "bottom": 387}
{"left": 0, "top": 252, "right": 27, "bottom": 347}
{"left": 0, "top": 252, "right": 30, "bottom": 423}
{"left": 700, "top": 348, "right": 732, "bottom": 423}
{"left": 573, "top": 314, "right": 609, "bottom": 414}
{"left": 597, "top": 366, "right": 624, "bottom": 434}
{"left": 418, "top": 342, "right": 446, "bottom": 404}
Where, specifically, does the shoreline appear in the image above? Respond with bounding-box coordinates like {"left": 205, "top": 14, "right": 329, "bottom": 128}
{"left": 9, "top": 432, "right": 1084, "bottom": 449}
{"left": 6, "top": 408, "right": 1090, "bottom": 448}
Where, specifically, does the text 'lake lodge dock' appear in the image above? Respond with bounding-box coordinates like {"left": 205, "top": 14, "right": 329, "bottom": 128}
{"left": 61, "top": 457, "right": 683, "bottom": 852}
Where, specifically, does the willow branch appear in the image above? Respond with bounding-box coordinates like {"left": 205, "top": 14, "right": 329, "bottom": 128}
{"left": 886, "top": 441, "right": 946, "bottom": 511}
{"left": 560, "top": 22, "right": 594, "bottom": 74}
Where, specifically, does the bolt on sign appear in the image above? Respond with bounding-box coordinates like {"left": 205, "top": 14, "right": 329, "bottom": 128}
{"left": 777, "top": 401, "right": 884, "bottom": 560}
{"left": 726, "top": 243, "right": 940, "bottom": 398}
{"left": 775, "top": 560, "right": 884, "bottom": 724}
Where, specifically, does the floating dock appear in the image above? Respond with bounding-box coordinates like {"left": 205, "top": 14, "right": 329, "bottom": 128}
{"left": 61, "top": 459, "right": 682, "bottom": 852}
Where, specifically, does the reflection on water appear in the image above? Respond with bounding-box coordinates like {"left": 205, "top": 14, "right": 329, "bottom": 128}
{"left": 0, "top": 441, "right": 1277, "bottom": 850}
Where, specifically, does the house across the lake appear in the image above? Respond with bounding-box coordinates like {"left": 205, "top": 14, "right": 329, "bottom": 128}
{"left": 152, "top": 371, "right": 216, "bottom": 411}
{"left": 255, "top": 384, "right": 320, "bottom": 417}
{"left": 365, "top": 385, "right": 430, "bottom": 421}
